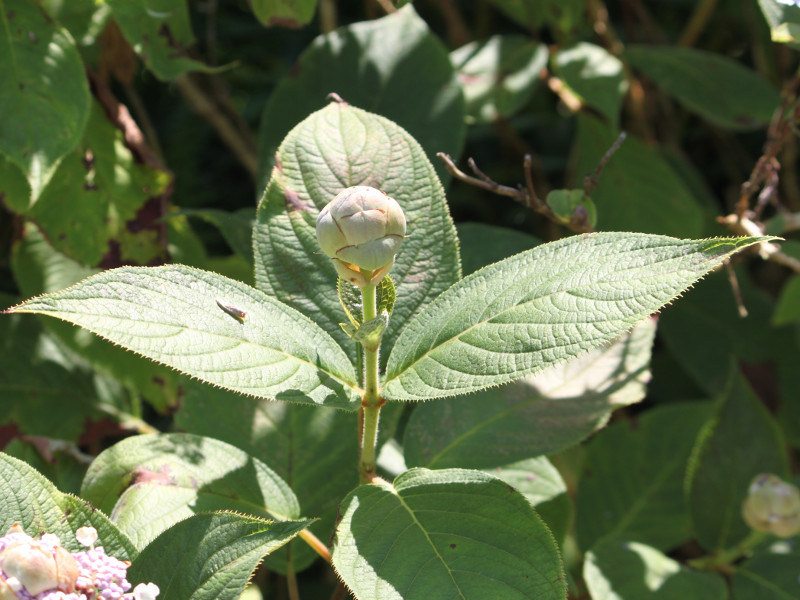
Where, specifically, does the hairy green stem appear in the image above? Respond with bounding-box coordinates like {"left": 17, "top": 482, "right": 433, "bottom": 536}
{"left": 359, "top": 278, "right": 382, "bottom": 484}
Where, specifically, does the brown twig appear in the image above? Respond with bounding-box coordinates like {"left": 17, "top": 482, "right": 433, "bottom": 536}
{"left": 584, "top": 132, "right": 627, "bottom": 194}
{"left": 374, "top": 0, "right": 397, "bottom": 14}
{"left": 175, "top": 74, "right": 259, "bottom": 178}
{"left": 319, "top": 0, "right": 338, "bottom": 33}
{"left": 724, "top": 261, "right": 748, "bottom": 318}
{"left": 678, "top": 0, "right": 721, "bottom": 47}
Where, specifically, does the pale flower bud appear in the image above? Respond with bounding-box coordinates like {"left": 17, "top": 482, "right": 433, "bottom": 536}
{"left": 0, "top": 539, "right": 78, "bottom": 595}
{"left": 742, "top": 473, "right": 800, "bottom": 538}
{"left": 317, "top": 186, "right": 406, "bottom": 287}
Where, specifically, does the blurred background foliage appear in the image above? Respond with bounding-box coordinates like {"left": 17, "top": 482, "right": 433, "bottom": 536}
{"left": 2, "top": 0, "right": 800, "bottom": 598}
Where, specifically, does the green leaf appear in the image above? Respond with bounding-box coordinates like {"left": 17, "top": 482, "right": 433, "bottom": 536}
{"left": 178, "top": 208, "right": 256, "bottom": 265}
{"left": 40, "top": 0, "right": 111, "bottom": 47}
{"left": 686, "top": 369, "right": 789, "bottom": 551}
{"left": 353, "top": 313, "right": 389, "bottom": 352}
{"left": 80, "top": 433, "right": 301, "bottom": 549}
{"left": 451, "top": 35, "right": 548, "bottom": 123}
{"left": 0, "top": 453, "right": 136, "bottom": 560}
{"left": 376, "top": 276, "right": 396, "bottom": 316}
{"left": 584, "top": 539, "right": 727, "bottom": 600}
{"left": 248, "top": 0, "right": 318, "bottom": 27}
{"left": 553, "top": 42, "right": 627, "bottom": 128}
{"left": 3, "top": 438, "right": 87, "bottom": 497}
{"left": 105, "top": 0, "right": 207, "bottom": 80}
{"left": 332, "top": 468, "right": 566, "bottom": 600}
{"left": 7, "top": 265, "right": 360, "bottom": 409}
{"left": 15, "top": 99, "right": 171, "bottom": 265}
{"left": 488, "top": 457, "right": 572, "bottom": 547}
{"left": 127, "top": 512, "right": 312, "bottom": 600}
{"left": 403, "top": 320, "right": 656, "bottom": 468}
{"left": 758, "top": 0, "right": 800, "bottom": 49}
{"left": 575, "top": 402, "right": 711, "bottom": 552}
{"left": 256, "top": 6, "right": 465, "bottom": 188}
{"left": 11, "top": 225, "right": 182, "bottom": 413}
{"left": 456, "top": 223, "right": 541, "bottom": 276}
{"left": 732, "top": 545, "right": 800, "bottom": 599}
{"left": 383, "top": 232, "right": 765, "bottom": 401}
{"left": 773, "top": 275, "right": 800, "bottom": 325}
{"left": 624, "top": 45, "right": 780, "bottom": 130}
{"left": 0, "top": 0, "right": 90, "bottom": 200}
{"left": 0, "top": 293, "right": 115, "bottom": 439}
{"left": 254, "top": 102, "right": 460, "bottom": 367}
{"left": 338, "top": 276, "right": 395, "bottom": 329}
{"left": 575, "top": 115, "right": 704, "bottom": 237}
{"left": 173, "top": 382, "right": 363, "bottom": 573}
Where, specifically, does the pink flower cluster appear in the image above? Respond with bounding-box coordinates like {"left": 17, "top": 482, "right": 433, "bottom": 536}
{"left": 0, "top": 525, "right": 158, "bottom": 600}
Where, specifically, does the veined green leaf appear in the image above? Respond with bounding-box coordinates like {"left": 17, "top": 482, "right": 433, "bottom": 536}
{"left": 81, "top": 433, "right": 301, "bottom": 550}
{"left": 0, "top": 453, "right": 136, "bottom": 560}
{"left": 383, "top": 233, "right": 767, "bottom": 401}
{"left": 403, "top": 320, "right": 656, "bottom": 468}
{"left": 127, "top": 512, "right": 312, "bottom": 600}
{"left": 7, "top": 265, "right": 360, "bottom": 409}
{"left": 332, "top": 468, "right": 566, "bottom": 600}
{"left": 0, "top": 0, "right": 90, "bottom": 200}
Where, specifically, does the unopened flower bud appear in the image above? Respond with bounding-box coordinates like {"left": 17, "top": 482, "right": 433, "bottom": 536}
{"left": 742, "top": 473, "right": 800, "bottom": 538}
{"left": 317, "top": 186, "right": 406, "bottom": 287}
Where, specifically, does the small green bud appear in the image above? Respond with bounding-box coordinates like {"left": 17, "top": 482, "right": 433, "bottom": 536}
{"left": 742, "top": 473, "right": 800, "bottom": 538}
{"left": 317, "top": 186, "right": 406, "bottom": 287}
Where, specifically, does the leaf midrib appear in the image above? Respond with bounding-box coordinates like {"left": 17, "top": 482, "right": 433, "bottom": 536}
{"left": 384, "top": 246, "right": 727, "bottom": 389}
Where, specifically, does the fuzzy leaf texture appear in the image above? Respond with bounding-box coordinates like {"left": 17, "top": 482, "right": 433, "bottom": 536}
{"left": 6, "top": 265, "right": 361, "bottom": 409}
{"left": 332, "top": 468, "right": 566, "bottom": 600}
{"left": 383, "top": 233, "right": 768, "bottom": 401}
{"left": 127, "top": 512, "right": 312, "bottom": 600}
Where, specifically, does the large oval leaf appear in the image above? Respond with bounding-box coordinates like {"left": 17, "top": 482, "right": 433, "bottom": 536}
{"left": 332, "top": 468, "right": 566, "bottom": 600}
{"left": 127, "top": 512, "right": 312, "bottom": 600}
{"left": 80, "top": 434, "right": 300, "bottom": 551}
{"left": 383, "top": 233, "right": 766, "bottom": 401}
{"left": 7, "top": 265, "right": 360, "bottom": 409}
{"left": 0, "top": 0, "right": 90, "bottom": 200}
{"left": 254, "top": 102, "right": 460, "bottom": 366}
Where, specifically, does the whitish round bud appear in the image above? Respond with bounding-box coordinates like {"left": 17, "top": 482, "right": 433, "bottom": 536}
{"left": 317, "top": 186, "right": 406, "bottom": 286}
{"left": 742, "top": 473, "right": 800, "bottom": 538}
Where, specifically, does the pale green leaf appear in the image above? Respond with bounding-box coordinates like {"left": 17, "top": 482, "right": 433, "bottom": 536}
{"left": 584, "top": 539, "right": 727, "bottom": 600}
{"left": 403, "top": 320, "right": 656, "bottom": 468}
{"left": 451, "top": 35, "right": 548, "bottom": 123}
{"left": 0, "top": 0, "right": 90, "bottom": 200}
{"left": 383, "top": 232, "right": 766, "bottom": 401}
{"left": 624, "top": 45, "right": 780, "bottom": 130}
{"left": 127, "top": 512, "right": 312, "bottom": 600}
{"left": 256, "top": 6, "right": 464, "bottom": 188}
{"left": 8, "top": 265, "right": 360, "bottom": 409}
{"left": 40, "top": 0, "right": 111, "bottom": 46}
{"left": 105, "top": 0, "right": 207, "bottom": 80}
{"left": 254, "top": 102, "right": 460, "bottom": 367}
{"left": 0, "top": 453, "right": 136, "bottom": 560}
{"left": 686, "top": 369, "right": 789, "bottom": 551}
{"left": 576, "top": 402, "right": 711, "bottom": 552}
{"left": 332, "top": 468, "right": 566, "bottom": 600}
{"left": 81, "top": 433, "right": 300, "bottom": 549}
{"left": 248, "top": 0, "right": 318, "bottom": 27}
{"left": 554, "top": 42, "right": 627, "bottom": 128}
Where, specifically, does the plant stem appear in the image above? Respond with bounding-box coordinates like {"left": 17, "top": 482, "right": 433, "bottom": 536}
{"left": 359, "top": 280, "right": 382, "bottom": 484}
{"left": 688, "top": 530, "right": 767, "bottom": 571}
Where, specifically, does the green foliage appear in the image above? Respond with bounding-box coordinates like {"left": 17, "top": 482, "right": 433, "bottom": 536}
{"left": 1, "top": 1, "right": 799, "bottom": 599}
{"left": 331, "top": 468, "right": 566, "bottom": 600}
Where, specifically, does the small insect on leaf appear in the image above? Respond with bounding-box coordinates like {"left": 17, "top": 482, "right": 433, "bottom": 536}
{"left": 216, "top": 299, "right": 247, "bottom": 322}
